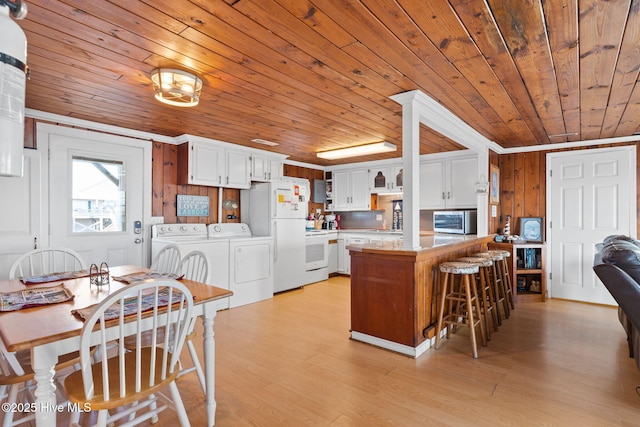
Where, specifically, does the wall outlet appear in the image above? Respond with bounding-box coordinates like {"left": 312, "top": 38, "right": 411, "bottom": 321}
{"left": 150, "top": 216, "right": 164, "bottom": 224}
{"left": 376, "top": 214, "right": 382, "bottom": 221}
{"left": 316, "top": 208, "right": 322, "bottom": 215}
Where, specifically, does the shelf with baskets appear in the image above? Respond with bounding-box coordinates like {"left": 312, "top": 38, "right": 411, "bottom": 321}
{"left": 488, "top": 241, "right": 546, "bottom": 302}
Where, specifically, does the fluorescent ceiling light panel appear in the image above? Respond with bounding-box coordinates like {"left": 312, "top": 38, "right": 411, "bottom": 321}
{"left": 317, "top": 141, "right": 396, "bottom": 160}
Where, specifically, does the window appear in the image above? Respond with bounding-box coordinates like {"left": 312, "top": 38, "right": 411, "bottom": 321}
{"left": 71, "top": 157, "right": 125, "bottom": 233}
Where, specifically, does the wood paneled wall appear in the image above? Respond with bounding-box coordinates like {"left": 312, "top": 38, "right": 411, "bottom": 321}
{"left": 283, "top": 164, "right": 325, "bottom": 217}
{"left": 493, "top": 142, "right": 640, "bottom": 239}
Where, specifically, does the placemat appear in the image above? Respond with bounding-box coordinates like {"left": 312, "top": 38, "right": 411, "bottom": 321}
{"left": 71, "top": 287, "right": 185, "bottom": 322}
{"left": 111, "top": 271, "right": 183, "bottom": 284}
{"left": 0, "top": 284, "right": 74, "bottom": 311}
{"left": 20, "top": 270, "right": 90, "bottom": 285}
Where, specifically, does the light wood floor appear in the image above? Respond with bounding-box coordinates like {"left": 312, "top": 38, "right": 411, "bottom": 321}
{"left": 27, "top": 276, "right": 640, "bottom": 425}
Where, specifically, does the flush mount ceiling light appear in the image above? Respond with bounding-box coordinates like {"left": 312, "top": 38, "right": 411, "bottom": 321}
{"left": 150, "top": 68, "right": 202, "bottom": 107}
{"left": 317, "top": 141, "right": 397, "bottom": 160}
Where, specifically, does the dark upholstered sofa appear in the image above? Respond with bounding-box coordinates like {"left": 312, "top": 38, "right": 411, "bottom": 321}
{"left": 593, "top": 235, "right": 640, "bottom": 371}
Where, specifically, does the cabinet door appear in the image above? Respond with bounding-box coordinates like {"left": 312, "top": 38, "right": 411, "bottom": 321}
{"left": 370, "top": 166, "right": 391, "bottom": 193}
{"left": 392, "top": 165, "right": 403, "bottom": 192}
{"left": 419, "top": 159, "right": 446, "bottom": 209}
{"left": 328, "top": 241, "right": 338, "bottom": 274}
{"left": 190, "top": 142, "right": 224, "bottom": 186}
{"left": 447, "top": 156, "right": 477, "bottom": 208}
{"left": 370, "top": 164, "right": 402, "bottom": 193}
{"left": 269, "top": 158, "right": 283, "bottom": 181}
{"left": 225, "top": 150, "right": 251, "bottom": 189}
{"left": 251, "top": 155, "right": 269, "bottom": 182}
{"left": 333, "top": 170, "right": 351, "bottom": 210}
{"left": 350, "top": 168, "right": 370, "bottom": 209}
{"left": 337, "top": 238, "right": 346, "bottom": 273}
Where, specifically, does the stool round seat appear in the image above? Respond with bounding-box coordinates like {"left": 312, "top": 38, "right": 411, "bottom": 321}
{"left": 457, "top": 256, "right": 493, "bottom": 267}
{"left": 488, "top": 249, "right": 510, "bottom": 258}
{"left": 473, "top": 251, "right": 504, "bottom": 261}
{"left": 440, "top": 262, "right": 479, "bottom": 275}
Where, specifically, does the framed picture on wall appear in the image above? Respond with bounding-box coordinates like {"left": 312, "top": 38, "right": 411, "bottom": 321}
{"left": 520, "top": 217, "right": 543, "bottom": 242}
{"left": 490, "top": 164, "right": 500, "bottom": 204}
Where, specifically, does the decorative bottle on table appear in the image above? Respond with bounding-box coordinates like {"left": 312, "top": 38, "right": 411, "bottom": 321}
{"left": 503, "top": 215, "right": 511, "bottom": 236}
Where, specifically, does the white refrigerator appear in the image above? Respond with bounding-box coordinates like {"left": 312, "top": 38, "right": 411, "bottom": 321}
{"left": 241, "top": 179, "right": 309, "bottom": 292}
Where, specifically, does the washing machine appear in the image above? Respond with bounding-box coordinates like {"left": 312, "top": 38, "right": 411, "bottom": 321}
{"left": 208, "top": 223, "right": 274, "bottom": 308}
{"left": 151, "top": 223, "right": 230, "bottom": 310}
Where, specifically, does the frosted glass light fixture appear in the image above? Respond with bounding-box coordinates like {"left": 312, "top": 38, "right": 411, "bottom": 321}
{"left": 317, "top": 141, "right": 396, "bottom": 160}
{"left": 475, "top": 174, "right": 490, "bottom": 194}
{"left": 150, "top": 68, "right": 202, "bottom": 107}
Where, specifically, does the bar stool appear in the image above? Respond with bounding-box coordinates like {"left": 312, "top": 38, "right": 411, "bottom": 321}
{"left": 473, "top": 251, "right": 510, "bottom": 322}
{"left": 488, "top": 249, "right": 515, "bottom": 311}
{"left": 457, "top": 256, "right": 500, "bottom": 338}
{"left": 435, "top": 261, "right": 487, "bottom": 358}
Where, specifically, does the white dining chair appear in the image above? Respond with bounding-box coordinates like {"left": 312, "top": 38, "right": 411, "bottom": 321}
{"left": 8, "top": 247, "right": 87, "bottom": 281}
{"left": 176, "top": 251, "right": 208, "bottom": 392}
{"left": 0, "top": 247, "right": 88, "bottom": 427}
{"left": 150, "top": 244, "right": 181, "bottom": 274}
{"left": 64, "top": 280, "right": 194, "bottom": 427}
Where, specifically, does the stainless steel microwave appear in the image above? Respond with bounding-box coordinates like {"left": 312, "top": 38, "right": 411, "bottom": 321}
{"left": 433, "top": 210, "right": 477, "bottom": 234}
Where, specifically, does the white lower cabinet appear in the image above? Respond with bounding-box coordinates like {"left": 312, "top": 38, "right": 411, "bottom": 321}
{"left": 339, "top": 234, "right": 369, "bottom": 275}
{"left": 328, "top": 239, "right": 338, "bottom": 274}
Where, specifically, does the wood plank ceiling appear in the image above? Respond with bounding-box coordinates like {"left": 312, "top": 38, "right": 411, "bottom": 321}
{"left": 15, "top": 0, "right": 640, "bottom": 166}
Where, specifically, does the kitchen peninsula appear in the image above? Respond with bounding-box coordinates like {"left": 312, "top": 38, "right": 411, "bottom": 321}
{"left": 348, "top": 234, "right": 494, "bottom": 357}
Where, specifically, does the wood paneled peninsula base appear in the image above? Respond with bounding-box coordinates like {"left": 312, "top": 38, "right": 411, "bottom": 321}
{"left": 348, "top": 234, "right": 494, "bottom": 358}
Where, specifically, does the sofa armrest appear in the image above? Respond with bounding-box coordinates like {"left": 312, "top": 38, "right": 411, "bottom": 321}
{"left": 593, "top": 263, "right": 640, "bottom": 331}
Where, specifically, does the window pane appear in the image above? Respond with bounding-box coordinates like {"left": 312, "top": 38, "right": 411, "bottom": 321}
{"left": 72, "top": 157, "right": 125, "bottom": 233}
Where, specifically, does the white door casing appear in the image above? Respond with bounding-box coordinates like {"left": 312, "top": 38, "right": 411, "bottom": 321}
{"left": 547, "top": 146, "right": 636, "bottom": 304}
{"left": 38, "top": 123, "right": 152, "bottom": 268}
{"left": 0, "top": 149, "right": 43, "bottom": 279}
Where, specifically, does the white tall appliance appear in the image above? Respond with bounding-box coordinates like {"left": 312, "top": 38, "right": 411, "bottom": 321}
{"left": 241, "top": 179, "right": 309, "bottom": 293}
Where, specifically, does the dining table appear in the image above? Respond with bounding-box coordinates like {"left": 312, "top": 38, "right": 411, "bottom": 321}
{"left": 0, "top": 264, "right": 232, "bottom": 427}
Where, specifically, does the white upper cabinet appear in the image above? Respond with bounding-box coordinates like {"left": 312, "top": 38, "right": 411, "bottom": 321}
{"left": 178, "top": 137, "right": 251, "bottom": 189}
{"left": 178, "top": 135, "right": 288, "bottom": 189}
{"left": 251, "top": 154, "right": 284, "bottom": 182}
{"left": 446, "top": 156, "right": 477, "bottom": 208}
{"left": 370, "top": 164, "right": 403, "bottom": 193}
{"left": 179, "top": 141, "right": 226, "bottom": 187}
{"left": 225, "top": 149, "right": 251, "bottom": 189}
{"left": 419, "top": 159, "right": 446, "bottom": 209}
{"left": 420, "top": 154, "right": 477, "bottom": 209}
{"left": 332, "top": 168, "right": 370, "bottom": 211}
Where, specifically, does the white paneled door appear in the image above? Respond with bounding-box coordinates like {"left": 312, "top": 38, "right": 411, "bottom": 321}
{"left": 0, "top": 149, "right": 43, "bottom": 279}
{"left": 548, "top": 146, "right": 636, "bottom": 304}
{"left": 40, "top": 124, "right": 151, "bottom": 268}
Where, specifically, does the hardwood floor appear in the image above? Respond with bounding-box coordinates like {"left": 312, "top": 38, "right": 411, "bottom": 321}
{"left": 24, "top": 276, "right": 640, "bottom": 426}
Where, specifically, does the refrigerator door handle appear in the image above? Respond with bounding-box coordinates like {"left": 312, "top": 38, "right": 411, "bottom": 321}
{"left": 273, "top": 189, "right": 278, "bottom": 218}
{"left": 273, "top": 219, "right": 278, "bottom": 261}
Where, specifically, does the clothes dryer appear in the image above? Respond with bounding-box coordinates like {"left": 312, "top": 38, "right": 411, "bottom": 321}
{"left": 208, "top": 223, "right": 274, "bottom": 308}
